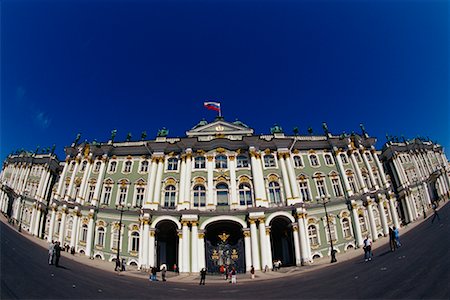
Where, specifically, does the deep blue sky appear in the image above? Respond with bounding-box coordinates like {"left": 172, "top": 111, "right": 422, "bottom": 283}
{"left": 2, "top": 0, "right": 449, "bottom": 162}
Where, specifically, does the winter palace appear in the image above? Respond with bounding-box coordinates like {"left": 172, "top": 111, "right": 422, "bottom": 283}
{"left": 1, "top": 117, "right": 449, "bottom": 273}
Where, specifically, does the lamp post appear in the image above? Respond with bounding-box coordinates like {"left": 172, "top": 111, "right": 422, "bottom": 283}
{"left": 316, "top": 194, "right": 337, "bottom": 263}
{"left": 115, "top": 202, "right": 131, "bottom": 267}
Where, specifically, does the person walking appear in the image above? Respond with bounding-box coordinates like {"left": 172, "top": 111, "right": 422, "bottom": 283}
{"left": 54, "top": 242, "right": 61, "bottom": 267}
{"left": 363, "top": 236, "right": 373, "bottom": 262}
{"left": 161, "top": 266, "right": 167, "bottom": 282}
{"left": 250, "top": 265, "right": 255, "bottom": 279}
{"left": 393, "top": 227, "right": 401, "bottom": 247}
{"left": 173, "top": 263, "right": 179, "bottom": 274}
{"left": 151, "top": 266, "right": 158, "bottom": 281}
{"left": 431, "top": 202, "right": 440, "bottom": 223}
{"left": 231, "top": 267, "right": 237, "bottom": 284}
{"left": 48, "top": 241, "right": 55, "bottom": 265}
{"left": 199, "top": 268, "right": 206, "bottom": 285}
{"left": 115, "top": 258, "right": 121, "bottom": 271}
{"left": 389, "top": 227, "right": 397, "bottom": 252}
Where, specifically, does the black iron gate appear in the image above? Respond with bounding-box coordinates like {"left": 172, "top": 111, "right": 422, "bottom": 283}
{"left": 205, "top": 234, "right": 245, "bottom": 274}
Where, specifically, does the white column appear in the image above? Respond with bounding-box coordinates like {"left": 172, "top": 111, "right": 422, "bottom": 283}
{"left": 184, "top": 152, "right": 193, "bottom": 208}
{"left": 278, "top": 154, "right": 292, "bottom": 200}
{"left": 198, "top": 231, "right": 206, "bottom": 271}
{"left": 182, "top": 221, "right": 190, "bottom": 272}
{"left": 55, "top": 157, "right": 70, "bottom": 200}
{"left": 250, "top": 149, "right": 267, "bottom": 207}
{"left": 39, "top": 170, "right": 52, "bottom": 201}
{"left": 350, "top": 202, "right": 363, "bottom": 247}
{"left": 12, "top": 165, "right": 23, "bottom": 190}
{"left": 258, "top": 218, "right": 268, "bottom": 269}
{"left": 362, "top": 151, "right": 378, "bottom": 190}
{"left": 145, "top": 157, "right": 158, "bottom": 205}
{"left": 393, "top": 156, "right": 408, "bottom": 186}
{"left": 77, "top": 160, "right": 90, "bottom": 203}
{"left": 377, "top": 198, "right": 389, "bottom": 236}
{"left": 47, "top": 206, "right": 57, "bottom": 242}
{"left": 178, "top": 156, "right": 186, "bottom": 205}
{"left": 82, "top": 159, "right": 95, "bottom": 204}
{"left": 302, "top": 217, "right": 312, "bottom": 260}
{"left": 148, "top": 230, "right": 155, "bottom": 268}
{"left": 351, "top": 151, "right": 368, "bottom": 193}
{"left": 33, "top": 207, "right": 42, "bottom": 236}
{"left": 59, "top": 208, "right": 67, "bottom": 244}
{"left": 206, "top": 156, "right": 214, "bottom": 208}
{"left": 372, "top": 150, "right": 389, "bottom": 188}
{"left": 243, "top": 230, "right": 252, "bottom": 271}
{"left": 366, "top": 199, "right": 378, "bottom": 241}
{"left": 65, "top": 157, "right": 80, "bottom": 201}
{"left": 423, "top": 182, "right": 431, "bottom": 205}
{"left": 92, "top": 157, "right": 107, "bottom": 206}
{"left": 292, "top": 224, "right": 302, "bottom": 266}
{"left": 177, "top": 230, "right": 183, "bottom": 272}
{"left": 19, "top": 165, "right": 31, "bottom": 193}
{"left": 388, "top": 194, "right": 400, "bottom": 229}
{"left": 335, "top": 149, "right": 353, "bottom": 197}
{"left": 402, "top": 196, "right": 412, "bottom": 223}
{"left": 85, "top": 211, "right": 95, "bottom": 258}
{"left": 265, "top": 225, "right": 273, "bottom": 269}
{"left": 152, "top": 158, "right": 164, "bottom": 205}
{"left": 409, "top": 194, "right": 418, "bottom": 219}
{"left": 142, "top": 220, "right": 149, "bottom": 267}
{"left": 296, "top": 211, "right": 309, "bottom": 264}
{"left": 36, "top": 167, "right": 48, "bottom": 201}
{"left": 249, "top": 219, "right": 261, "bottom": 270}
{"left": 191, "top": 221, "right": 199, "bottom": 272}
{"left": 285, "top": 153, "right": 301, "bottom": 203}
{"left": 229, "top": 156, "right": 238, "bottom": 207}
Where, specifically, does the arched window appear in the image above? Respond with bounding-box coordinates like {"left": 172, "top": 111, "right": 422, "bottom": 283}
{"left": 55, "top": 219, "right": 61, "bottom": 234}
{"left": 94, "top": 161, "right": 101, "bottom": 173}
{"left": 66, "top": 219, "right": 73, "bottom": 239}
{"left": 363, "top": 173, "right": 372, "bottom": 189}
{"left": 294, "top": 156, "right": 303, "bottom": 168}
{"left": 193, "top": 185, "right": 206, "bottom": 207}
{"left": 194, "top": 157, "right": 206, "bottom": 169}
{"left": 365, "top": 152, "right": 372, "bottom": 161}
{"left": 216, "top": 183, "right": 229, "bottom": 206}
{"left": 340, "top": 154, "right": 348, "bottom": 164}
{"left": 373, "top": 209, "right": 381, "bottom": 227}
{"left": 109, "top": 161, "right": 117, "bottom": 173}
{"left": 348, "top": 175, "right": 358, "bottom": 194}
{"left": 81, "top": 160, "right": 88, "bottom": 172}
{"left": 384, "top": 206, "right": 391, "bottom": 223}
{"left": 324, "top": 154, "right": 333, "bottom": 165}
{"left": 164, "top": 185, "right": 176, "bottom": 208}
{"left": 268, "top": 181, "right": 282, "bottom": 204}
{"left": 140, "top": 161, "right": 149, "bottom": 172}
{"left": 354, "top": 152, "right": 362, "bottom": 162}
{"left": 70, "top": 161, "right": 76, "bottom": 172}
{"left": 96, "top": 227, "right": 105, "bottom": 246}
{"left": 264, "top": 155, "right": 276, "bottom": 167}
{"left": 167, "top": 158, "right": 178, "bottom": 171}
{"left": 308, "top": 225, "right": 319, "bottom": 246}
{"left": 124, "top": 161, "right": 132, "bottom": 173}
{"left": 309, "top": 155, "right": 319, "bottom": 166}
{"left": 236, "top": 156, "right": 249, "bottom": 168}
{"left": 80, "top": 224, "right": 88, "bottom": 242}
{"left": 342, "top": 218, "right": 352, "bottom": 237}
{"left": 215, "top": 155, "right": 228, "bottom": 169}
{"left": 238, "top": 183, "right": 253, "bottom": 206}
{"left": 130, "top": 232, "right": 139, "bottom": 252}
{"left": 359, "top": 215, "right": 367, "bottom": 233}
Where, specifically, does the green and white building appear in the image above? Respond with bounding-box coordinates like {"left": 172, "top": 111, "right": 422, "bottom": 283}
{"left": 1, "top": 117, "right": 449, "bottom": 273}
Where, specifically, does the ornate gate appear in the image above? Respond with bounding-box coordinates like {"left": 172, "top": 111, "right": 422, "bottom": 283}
{"left": 205, "top": 232, "right": 245, "bottom": 274}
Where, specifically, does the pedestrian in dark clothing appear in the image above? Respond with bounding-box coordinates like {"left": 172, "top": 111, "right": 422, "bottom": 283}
{"left": 121, "top": 259, "right": 126, "bottom": 271}
{"left": 54, "top": 242, "right": 61, "bottom": 267}
{"left": 115, "top": 258, "right": 121, "bottom": 271}
{"left": 151, "top": 267, "right": 158, "bottom": 281}
{"left": 389, "top": 227, "right": 397, "bottom": 252}
{"left": 250, "top": 266, "right": 255, "bottom": 279}
{"left": 161, "top": 266, "right": 167, "bottom": 281}
{"left": 393, "top": 227, "right": 401, "bottom": 247}
{"left": 199, "top": 268, "right": 206, "bottom": 285}
{"left": 431, "top": 202, "right": 440, "bottom": 223}
{"left": 173, "top": 264, "right": 179, "bottom": 274}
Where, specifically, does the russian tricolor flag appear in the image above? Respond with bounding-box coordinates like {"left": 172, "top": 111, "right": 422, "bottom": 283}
{"left": 204, "top": 101, "right": 221, "bottom": 113}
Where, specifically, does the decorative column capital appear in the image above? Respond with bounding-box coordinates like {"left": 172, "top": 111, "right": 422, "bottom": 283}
{"left": 248, "top": 219, "right": 256, "bottom": 225}
{"left": 207, "top": 155, "right": 214, "bottom": 162}
{"left": 149, "top": 230, "right": 156, "bottom": 237}
{"left": 228, "top": 155, "right": 236, "bottom": 161}
{"left": 181, "top": 220, "right": 190, "bottom": 226}
{"left": 242, "top": 230, "right": 251, "bottom": 238}
{"left": 198, "top": 233, "right": 205, "bottom": 239}
{"left": 191, "top": 221, "right": 198, "bottom": 227}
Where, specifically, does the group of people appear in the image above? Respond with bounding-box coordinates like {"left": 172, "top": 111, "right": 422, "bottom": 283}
{"left": 148, "top": 265, "right": 167, "bottom": 282}
{"left": 219, "top": 265, "right": 238, "bottom": 283}
{"left": 114, "top": 258, "right": 127, "bottom": 272}
{"left": 48, "top": 240, "right": 61, "bottom": 266}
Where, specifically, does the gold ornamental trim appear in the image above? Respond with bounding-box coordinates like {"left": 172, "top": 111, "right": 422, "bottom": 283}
{"left": 243, "top": 231, "right": 251, "bottom": 238}
{"left": 198, "top": 233, "right": 205, "bottom": 239}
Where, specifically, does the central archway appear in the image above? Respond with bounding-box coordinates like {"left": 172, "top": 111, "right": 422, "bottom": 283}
{"left": 204, "top": 221, "right": 246, "bottom": 274}
{"left": 270, "top": 217, "right": 295, "bottom": 267}
{"left": 155, "top": 220, "right": 178, "bottom": 269}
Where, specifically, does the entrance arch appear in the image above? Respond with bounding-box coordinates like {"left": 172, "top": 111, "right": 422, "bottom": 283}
{"left": 270, "top": 216, "right": 295, "bottom": 267}
{"left": 155, "top": 220, "right": 178, "bottom": 269}
{"left": 204, "top": 221, "right": 246, "bottom": 274}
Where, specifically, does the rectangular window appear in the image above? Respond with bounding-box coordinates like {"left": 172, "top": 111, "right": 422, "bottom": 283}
{"left": 194, "top": 157, "right": 206, "bottom": 169}
{"left": 87, "top": 185, "right": 96, "bottom": 202}
{"left": 118, "top": 187, "right": 127, "bottom": 205}
{"left": 316, "top": 180, "right": 327, "bottom": 197}
{"left": 112, "top": 230, "right": 119, "bottom": 249}
{"left": 299, "top": 181, "right": 311, "bottom": 201}
{"left": 102, "top": 186, "right": 112, "bottom": 205}
{"left": 264, "top": 155, "right": 276, "bottom": 168}
{"left": 237, "top": 156, "right": 249, "bottom": 168}
{"left": 135, "top": 187, "right": 145, "bottom": 207}
{"left": 332, "top": 178, "right": 343, "bottom": 197}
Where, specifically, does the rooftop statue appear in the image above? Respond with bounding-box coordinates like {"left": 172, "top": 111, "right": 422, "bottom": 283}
{"left": 293, "top": 127, "right": 299, "bottom": 136}
{"left": 193, "top": 118, "right": 208, "bottom": 129}
{"left": 74, "top": 133, "right": 81, "bottom": 145}
{"left": 322, "top": 122, "right": 329, "bottom": 135}
{"left": 157, "top": 127, "right": 169, "bottom": 137}
{"left": 141, "top": 131, "right": 147, "bottom": 141}
{"left": 233, "top": 118, "right": 249, "bottom": 128}
{"left": 270, "top": 123, "right": 283, "bottom": 134}
{"left": 126, "top": 132, "right": 132, "bottom": 142}
{"left": 111, "top": 129, "right": 117, "bottom": 142}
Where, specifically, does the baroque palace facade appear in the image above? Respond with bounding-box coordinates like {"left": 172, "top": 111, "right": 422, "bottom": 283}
{"left": 1, "top": 117, "right": 449, "bottom": 273}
